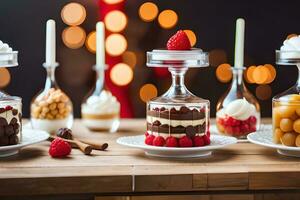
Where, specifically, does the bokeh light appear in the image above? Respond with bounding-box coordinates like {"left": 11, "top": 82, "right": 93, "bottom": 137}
{"left": 245, "top": 65, "right": 256, "bottom": 83}
{"left": 139, "top": 2, "right": 159, "bottom": 22}
{"left": 85, "top": 31, "right": 96, "bottom": 53}
{"left": 104, "top": 10, "right": 127, "bottom": 32}
{"left": 253, "top": 65, "right": 271, "bottom": 84}
{"left": 105, "top": 34, "right": 127, "bottom": 56}
{"left": 110, "top": 63, "right": 133, "bottom": 86}
{"left": 122, "top": 51, "right": 137, "bottom": 68}
{"left": 264, "top": 64, "right": 276, "bottom": 84}
{"left": 158, "top": 10, "right": 178, "bottom": 29}
{"left": 0, "top": 68, "right": 11, "bottom": 87}
{"left": 139, "top": 84, "right": 158, "bottom": 102}
{"left": 287, "top": 33, "right": 298, "bottom": 39}
{"left": 216, "top": 63, "right": 232, "bottom": 83}
{"left": 209, "top": 49, "right": 227, "bottom": 67}
{"left": 61, "top": 2, "right": 86, "bottom": 26}
{"left": 103, "top": 0, "right": 123, "bottom": 4}
{"left": 256, "top": 84, "right": 272, "bottom": 100}
{"left": 184, "top": 30, "right": 197, "bottom": 47}
{"left": 62, "top": 26, "right": 86, "bottom": 49}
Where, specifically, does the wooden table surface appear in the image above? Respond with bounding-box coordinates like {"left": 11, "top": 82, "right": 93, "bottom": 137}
{"left": 1, "top": 118, "right": 300, "bottom": 200}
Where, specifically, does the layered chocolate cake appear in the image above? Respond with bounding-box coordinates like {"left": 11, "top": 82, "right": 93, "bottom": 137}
{"left": 0, "top": 105, "right": 21, "bottom": 146}
{"left": 145, "top": 105, "right": 210, "bottom": 147}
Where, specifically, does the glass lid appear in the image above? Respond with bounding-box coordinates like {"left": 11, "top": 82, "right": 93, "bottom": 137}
{"left": 276, "top": 50, "right": 300, "bottom": 65}
{"left": 0, "top": 51, "right": 18, "bottom": 67}
{"left": 147, "top": 48, "right": 209, "bottom": 68}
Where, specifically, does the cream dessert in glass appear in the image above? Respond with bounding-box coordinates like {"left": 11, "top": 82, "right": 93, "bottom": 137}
{"left": 273, "top": 34, "right": 300, "bottom": 147}
{"left": 81, "top": 22, "right": 120, "bottom": 132}
{"left": 0, "top": 40, "right": 21, "bottom": 146}
{"left": 30, "top": 20, "right": 73, "bottom": 134}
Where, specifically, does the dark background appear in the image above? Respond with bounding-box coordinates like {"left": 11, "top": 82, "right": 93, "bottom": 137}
{"left": 0, "top": 0, "right": 298, "bottom": 118}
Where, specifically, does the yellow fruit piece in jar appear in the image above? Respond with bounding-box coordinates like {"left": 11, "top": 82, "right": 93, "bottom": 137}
{"left": 273, "top": 107, "right": 282, "bottom": 127}
{"left": 296, "top": 108, "right": 300, "bottom": 117}
{"left": 293, "top": 119, "right": 300, "bottom": 133}
{"left": 273, "top": 128, "right": 284, "bottom": 144}
{"left": 280, "top": 132, "right": 296, "bottom": 146}
{"left": 289, "top": 94, "right": 300, "bottom": 102}
{"left": 296, "top": 134, "right": 300, "bottom": 147}
{"left": 280, "top": 118, "right": 294, "bottom": 132}
{"left": 276, "top": 106, "right": 297, "bottom": 118}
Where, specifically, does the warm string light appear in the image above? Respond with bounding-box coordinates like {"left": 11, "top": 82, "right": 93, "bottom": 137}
{"left": 216, "top": 63, "right": 232, "bottom": 83}
{"left": 105, "top": 33, "right": 127, "bottom": 56}
{"left": 62, "top": 26, "right": 86, "bottom": 49}
{"left": 110, "top": 63, "right": 133, "bottom": 86}
{"left": 104, "top": 10, "right": 128, "bottom": 32}
{"left": 245, "top": 64, "right": 276, "bottom": 84}
{"left": 61, "top": 2, "right": 86, "bottom": 26}
{"left": 0, "top": 68, "right": 11, "bottom": 88}
{"left": 139, "top": 2, "right": 159, "bottom": 22}
{"left": 184, "top": 30, "right": 197, "bottom": 47}
{"left": 256, "top": 84, "right": 272, "bottom": 100}
{"left": 85, "top": 31, "right": 96, "bottom": 53}
{"left": 122, "top": 51, "right": 137, "bottom": 68}
{"left": 158, "top": 10, "right": 178, "bottom": 29}
{"left": 103, "top": 0, "right": 124, "bottom": 5}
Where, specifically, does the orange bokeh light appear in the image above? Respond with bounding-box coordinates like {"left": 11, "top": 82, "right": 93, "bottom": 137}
{"left": 158, "top": 10, "right": 178, "bottom": 29}
{"left": 0, "top": 68, "right": 11, "bottom": 88}
{"left": 246, "top": 66, "right": 256, "bottom": 83}
{"left": 122, "top": 51, "right": 137, "bottom": 68}
{"left": 216, "top": 63, "right": 232, "bottom": 83}
{"left": 184, "top": 30, "right": 197, "bottom": 47}
{"left": 103, "top": 0, "right": 123, "bottom": 4}
{"left": 85, "top": 31, "right": 96, "bottom": 53}
{"left": 62, "top": 26, "right": 86, "bottom": 49}
{"left": 105, "top": 34, "right": 127, "bottom": 56}
{"left": 61, "top": 2, "right": 86, "bottom": 26}
{"left": 139, "top": 2, "right": 159, "bottom": 22}
{"left": 110, "top": 63, "right": 133, "bottom": 86}
{"left": 253, "top": 65, "right": 271, "bottom": 84}
{"left": 256, "top": 84, "right": 272, "bottom": 100}
{"left": 104, "top": 10, "right": 127, "bottom": 32}
{"left": 264, "top": 64, "right": 276, "bottom": 84}
{"left": 139, "top": 84, "right": 158, "bottom": 103}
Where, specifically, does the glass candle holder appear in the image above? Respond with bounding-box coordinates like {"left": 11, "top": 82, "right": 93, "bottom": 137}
{"left": 216, "top": 67, "right": 260, "bottom": 139}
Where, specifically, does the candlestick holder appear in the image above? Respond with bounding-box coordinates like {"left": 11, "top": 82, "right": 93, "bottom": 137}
{"left": 81, "top": 65, "right": 120, "bottom": 132}
{"left": 30, "top": 63, "right": 73, "bottom": 134}
{"left": 145, "top": 48, "right": 210, "bottom": 147}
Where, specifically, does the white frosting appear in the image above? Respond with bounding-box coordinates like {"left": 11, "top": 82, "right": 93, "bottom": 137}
{"left": 0, "top": 41, "right": 13, "bottom": 53}
{"left": 280, "top": 36, "right": 300, "bottom": 51}
{"left": 147, "top": 116, "right": 205, "bottom": 127}
{"left": 217, "top": 98, "right": 257, "bottom": 121}
{"left": 82, "top": 118, "right": 120, "bottom": 132}
{"left": 81, "top": 90, "right": 120, "bottom": 115}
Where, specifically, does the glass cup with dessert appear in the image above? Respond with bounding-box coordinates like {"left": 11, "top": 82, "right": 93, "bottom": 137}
{"left": 145, "top": 30, "right": 210, "bottom": 148}
{"left": 273, "top": 34, "right": 300, "bottom": 147}
{"left": 0, "top": 41, "right": 21, "bottom": 146}
{"left": 81, "top": 65, "right": 120, "bottom": 132}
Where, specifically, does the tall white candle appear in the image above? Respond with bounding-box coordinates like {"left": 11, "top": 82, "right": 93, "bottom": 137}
{"left": 234, "top": 18, "right": 245, "bottom": 67}
{"left": 45, "top": 19, "right": 56, "bottom": 66}
{"left": 96, "top": 22, "right": 105, "bottom": 67}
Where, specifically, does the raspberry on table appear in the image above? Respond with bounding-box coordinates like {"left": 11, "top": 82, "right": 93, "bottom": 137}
{"left": 49, "top": 138, "right": 72, "bottom": 158}
{"left": 179, "top": 136, "right": 193, "bottom": 147}
{"left": 166, "top": 136, "right": 178, "bottom": 147}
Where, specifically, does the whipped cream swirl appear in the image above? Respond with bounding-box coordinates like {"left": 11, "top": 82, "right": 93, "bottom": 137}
{"left": 81, "top": 90, "right": 120, "bottom": 115}
{"left": 280, "top": 36, "right": 300, "bottom": 51}
{"left": 0, "top": 41, "right": 12, "bottom": 53}
{"left": 217, "top": 98, "right": 257, "bottom": 121}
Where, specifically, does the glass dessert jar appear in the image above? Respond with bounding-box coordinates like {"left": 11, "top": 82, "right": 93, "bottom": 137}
{"left": 145, "top": 49, "right": 210, "bottom": 147}
{"left": 30, "top": 64, "right": 73, "bottom": 134}
{"left": 216, "top": 67, "right": 260, "bottom": 138}
{"left": 273, "top": 49, "right": 300, "bottom": 147}
{"left": 81, "top": 66, "right": 120, "bottom": 132}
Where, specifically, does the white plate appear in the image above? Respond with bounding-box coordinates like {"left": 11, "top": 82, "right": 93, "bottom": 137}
{"left": 0, "top": 129, "right": 49, "bottom": 157}
{"left": 210, "top": 124, "right": 248, "bottom": 143}
{"left": 247, "top": 125, "right": 300, "bottom": 157}
{"left": 117, "top": 135, "right": 237, "bottom": 158}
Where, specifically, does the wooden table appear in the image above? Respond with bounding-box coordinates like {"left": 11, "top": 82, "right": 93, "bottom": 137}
{"left": 1, "top": 119, "right": 300, "bottom": 200}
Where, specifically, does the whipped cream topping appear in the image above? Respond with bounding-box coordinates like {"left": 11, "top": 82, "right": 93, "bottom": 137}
{"left": 280, "top": 36, "right": 300, "bottom": 51}
{"left": 81, "top": 90, "right": 120, "bottom": 115}
{"left": 217, "top": 98, "right": 257, "bottom": 121}
{"left": 0, "top": 41, "right": 13, "bottom": 53}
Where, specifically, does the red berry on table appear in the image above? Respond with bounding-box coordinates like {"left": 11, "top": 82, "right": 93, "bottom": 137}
{"left": 193, "top": 135, "right": 205, "bottom": 147}
{"left": 202, "top": 135, "right": 211, "bottom": 145}
{"left": 166, "top": 136, "right": 178, "bottom": 147}
{"left": 5, "top": 105, "right": 13, "bottom": 111}
{"left": 248, "top": 116, "right": 257, "bottom": 124}
{"left": 232, "top": 126, "right": 240, "bottom": 135}
{"left": 166, "top": 30, "right": 191, "bottom": 50}
{"left": 249, "top": 125, "right": 257, "bottom": 132}
{"left": 206, "top": 131, "right": 210, "bottom": 138}
{"left": 153, "top": 136, "right": 165, "bottom": 146}
{"left": 145, "top": 132, "right": 149, "bottom": 137}
{"left": 49, "top": 138, "right": 71, "bottom": 158}
{"left": 240, "top": 123, "right": 249, "bottom": 133}
{"left": 225, "top": 126, "right": 233, "bottom": 134}
{"left": 145, "top": 134, "right": 155, "bottom": 145}
{"left": 179, "top": 136, "right": 193, "bottom": 147}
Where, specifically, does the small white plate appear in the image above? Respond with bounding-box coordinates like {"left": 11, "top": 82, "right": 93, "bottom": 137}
{"left": 117, "top": 135, "right": 237, "bottom": 158}
{"left": 247, "top": 125, "right": 300, "bottom": 157}
{"left": 0, "top": 129, "right": 49, "bottom": 157}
